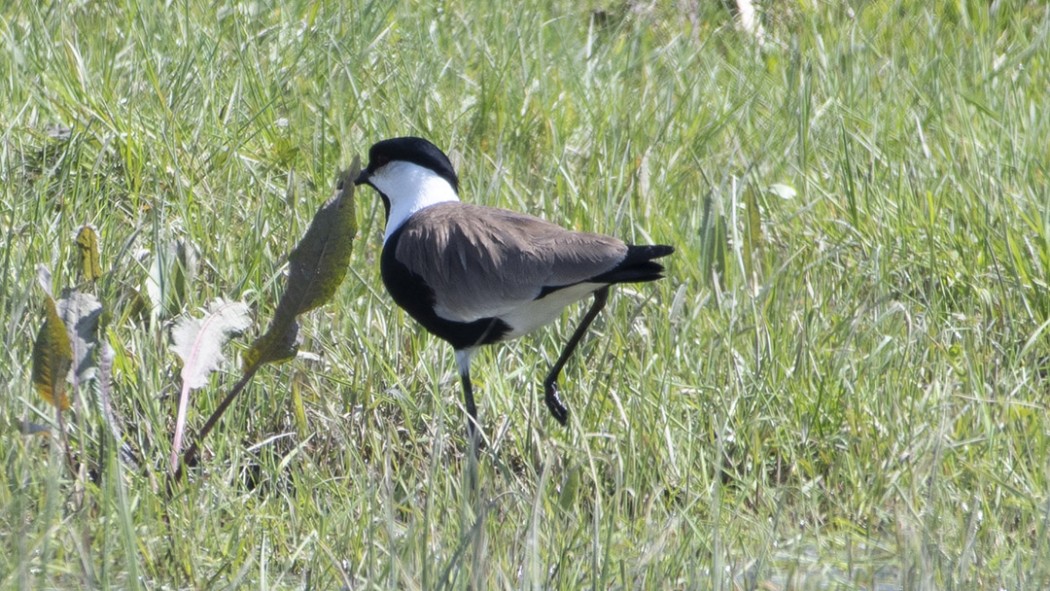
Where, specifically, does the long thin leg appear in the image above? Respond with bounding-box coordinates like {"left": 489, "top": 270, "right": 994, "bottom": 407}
{"left": 455, "top": 349, "right": 481, "bottom": 443}
{"left": 543, "top": 287, "right": 610, "bottom": 425}
{"left": 459, "top": 369, "right": 480, "bottom": 490}
{"left": 460, "top": 371, "right": 479, "bottom": 441}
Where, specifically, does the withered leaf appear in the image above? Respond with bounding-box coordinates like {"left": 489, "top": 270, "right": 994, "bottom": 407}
{"left": 76, "top": 224, "right": 103, "bottom": 282}
{"left": 244, "top": 161, "right": 358, "bottom": 371}
{"left": 57, "top": 288, "right": 102, "bottom": 385}
{"left": 172, "top": 299, "right": 252, "bottom": 390}
{"left": 170, "top": 298, "right": 252, "bottom": 471}
{"left": 32, "top": 295, "right": 73, "bottom": 410}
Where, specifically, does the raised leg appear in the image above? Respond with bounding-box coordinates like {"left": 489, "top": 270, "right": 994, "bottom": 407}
{"left": 543, "top": 287, "right": 610, "bottom": 425}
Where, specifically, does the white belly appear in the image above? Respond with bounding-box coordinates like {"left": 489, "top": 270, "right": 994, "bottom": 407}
{"left": 497, "top": 282, "right": 606, "bottom": 339}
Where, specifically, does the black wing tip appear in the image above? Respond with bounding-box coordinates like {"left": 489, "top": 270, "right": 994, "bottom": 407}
{"left": 540, "top": 244, "right": 675, "bottom": 295}
{"left": 649, "top": 244, "right": 674, "bottom": 258}
{"left": 590, "top": 245, "right": 673, "bottom": 285}
{"left": 625, "top": 244, "right": 675, "bottom": 262}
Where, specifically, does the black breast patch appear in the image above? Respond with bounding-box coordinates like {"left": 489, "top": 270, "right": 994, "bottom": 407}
{"left": 381, "top": 224, "right": 511, "bottom": 350}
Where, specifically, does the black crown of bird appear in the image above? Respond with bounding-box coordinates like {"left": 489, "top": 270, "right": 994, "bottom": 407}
{"left": 355, "top": 137, "right": 673, "bottom": 439}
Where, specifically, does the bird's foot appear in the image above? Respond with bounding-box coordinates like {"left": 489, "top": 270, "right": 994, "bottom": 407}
{"left": 544, "top": 380, "right": 569, "bottom": 426}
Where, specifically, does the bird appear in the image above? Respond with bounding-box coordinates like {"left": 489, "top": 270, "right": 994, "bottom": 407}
{"left": 354, "top": 136, "right": 673, "bottom": 439}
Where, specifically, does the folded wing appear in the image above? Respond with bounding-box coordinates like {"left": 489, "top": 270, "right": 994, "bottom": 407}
{"left": 395, "top": 203, "right": 628, "bottom": 322}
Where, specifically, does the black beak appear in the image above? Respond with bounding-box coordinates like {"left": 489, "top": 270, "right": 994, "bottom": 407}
{"left": 353, "top": 169, "right": 370, "bottom": 186}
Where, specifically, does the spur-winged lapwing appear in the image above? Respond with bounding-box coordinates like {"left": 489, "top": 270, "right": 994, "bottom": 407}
{"left": 355, "top": 137, "right": 673, "bottom": 436}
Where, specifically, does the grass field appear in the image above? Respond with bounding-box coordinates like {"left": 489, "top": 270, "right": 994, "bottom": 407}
{"left": 2, "top": 1, "right": 1049, "bottom": 588}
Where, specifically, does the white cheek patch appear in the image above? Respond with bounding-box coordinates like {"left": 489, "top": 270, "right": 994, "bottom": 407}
{"left": 374, "top": 161, "right": 460, "bottom": 243}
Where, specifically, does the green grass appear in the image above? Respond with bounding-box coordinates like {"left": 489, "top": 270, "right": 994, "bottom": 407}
{"left": 2, "top": 0, "right": 1049, "bottom": 588}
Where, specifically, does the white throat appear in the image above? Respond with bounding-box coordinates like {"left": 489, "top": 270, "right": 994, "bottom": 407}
{"left": 371, "top": 161, "right": 460, "bottom": 243}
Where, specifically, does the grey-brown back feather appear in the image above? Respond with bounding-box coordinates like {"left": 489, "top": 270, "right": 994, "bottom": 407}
{"left": 394, "top": 202, "right": 628, "bottom": 322}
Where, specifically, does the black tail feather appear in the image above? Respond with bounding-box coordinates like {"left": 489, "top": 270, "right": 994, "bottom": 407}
{"left": 591, "top": 244, "right": 674, "bottom": 285}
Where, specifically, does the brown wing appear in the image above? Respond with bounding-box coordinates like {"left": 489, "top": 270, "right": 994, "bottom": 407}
{"left": 395, "top": 202, "right": 628, "bottom": 322}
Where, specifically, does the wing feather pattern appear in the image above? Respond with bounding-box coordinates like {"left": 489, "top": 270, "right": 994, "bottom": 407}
{"left": 395, "top": 203, "right": 627, "bottom": 322}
